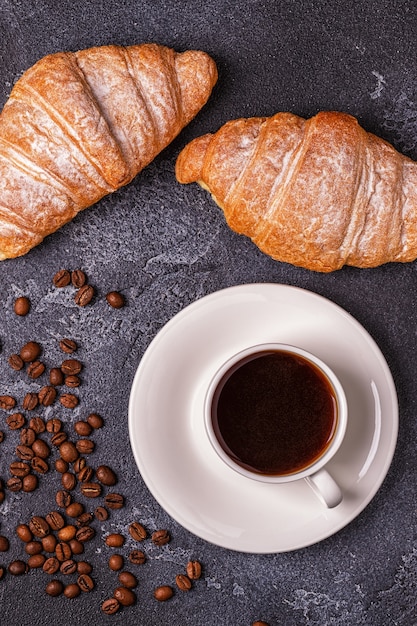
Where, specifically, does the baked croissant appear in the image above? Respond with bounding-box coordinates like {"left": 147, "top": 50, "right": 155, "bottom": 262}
{"left": 176, "top": 110, "right": 417, "bottom": 272}
{"left": 0, "top": 43, "right": 217, "bottom": 260}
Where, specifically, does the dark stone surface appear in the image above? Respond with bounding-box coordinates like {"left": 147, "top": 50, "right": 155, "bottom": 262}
{"left": 0, "top": 1, "right": 416, "bottom": 624}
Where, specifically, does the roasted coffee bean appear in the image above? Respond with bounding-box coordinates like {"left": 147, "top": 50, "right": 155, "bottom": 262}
{"left": 55, "top": 458, "right": 69, "bottom": 474}
{"left": 128, "top": 522, "right": 147, "bottom": 542}
{"left": 38, "top": 385, "right": 57, "bottom": 407}
{"left": 10, "top": 461, "right": 30, "bottom": 477}
{"left": 58, "top": 525, "right": 76, "bottom": 542}
{"left": 25, "top": 540, "right": 43, "bottom": 555}
{"left": 129, "top": 550, "right": 146, "bottom": 565}
{"left": 8, "top": 560, "right": 28, "bottom": 576}
{"left": 153, "top": 585, "right": 173, "bottom": 602}
{"left": 46, "top": 579, "right": 64, "bottom": 596}
{"left": 75, "top": 526, "right": 95, "bottom": 543}
{"left": 0, "top": 536, "right": 9, "bottom": 551}
{"left": 176, "top": 574, "right": 192, "bottom": 591}
{"left": 50, "top": 367, "right": 64, "bottom": 386}
{"left": 77, "top": 466, "right": 94, "bottom": 483}
{"left": 22, "top": 473, "right": 38, "bottom": 492}
{"left": 87, "top": 413, "right": 103, "bottom": 429}
{"left": 29, "top": 516, "right": 50, "bottom": 538}
{"left": 51, "top": 432, "right": 67, "bottom": 447}
{"left": 20, "top": 341, "right": 41, "bottom": 363}
{"left": 114, "top": 586, "right": 136, "bottom": 607}
{"left": 56, "top": 490, "right": 72, "bottom": 508}
{"left": 29, "top": 416, "right": 45, "bottom": 433}
{"left": 252, "top": 621, "right": 270, "bottom": 626}
{"left": 71, "top": 269, "right": 86, "bottom": 288}
{"left": 66, "top": 502, "right": 84, "bottom": 518}
{"left": 65, "top": 375, "right": 80, "bottom": 388}
{"left": 32, "top": 438, "right": 50, "bottom": 459}
{"left": 59, "top": 441, "right": 79, "bottom": 463}
{"left": 96, "top": 465, "right": 117, "bottom": 487}
{"left": 108, "top": 554, "right": 124, "bottom": 571}
{"left": 74, "top": 421, "right": 92, "bottom": 437}
{"left": 104, "top": 493, "right": 124, "bottom": 509}
{"left": 0, "top": 395, "right": 16, "bottom": 410}
{"left": 75, "top": 439, "right": 94, "bottom": 455}
{"left": 95, "top": 506, "right": 109, "bottom": 521}
{"left": 80, "top": 482, "right": 101, "bottom": 498}
{"left": 151, "top": 529, "right": 170, "bottom": 546}
{"left": 74, "top": 285, "right": 94, "bottom": 307}
{"left": 31, "top": 456, "right": 49, "bottom": 474}
{"left": 46, "top": 511, "right": 65, "bottom": 531}
{"left": 53, "top": 269, "right": 71, "bottom": 288}
{"left": 56, "top": 542, "right": 72, "bottom": 562}
{"left": 105, "top": 533, "right": 125, "bottom": 548}
{"left": 23, "top": 393, "right": 38, "bottom": 411}
{"left": 76, "top": 512, "right": 94, "bottom": 527}
{"left": 8, "top": 353, "right": 24, "bottom": 370}
{"left": 16, "top": 445, "right": 34, "bottom": 461}
{"left": 27, "top": 361, "right": 45, "bottom": 379}
{"left": 77, "top": 561, "right": 92, "bottom": 575}
{"left": 106, "top": 291, "right": 125, "bottom": 309}
{"left": 46, "top": 418, "right": 62, "bottom": 433}
{"left": 60, "top": 338, "right": 78, "bottom": 354}
{"left": 61, "top": 472, "right": 76, "bottom": 491}
{"left": 70, "top": 539, "right": 84, "bottom": 556}
{"left": 118, "top": 571, "right": 138, "bottom": 589}
{"left": 28, "top": 553, "right": 46, "bottom": 568}
{"left": 16, "top": 523, "right": 32, "bottom": 542}
{"left": 73, "top": 457, "right": 86, "bottom": 473}
{"left": 78, "top": 573, "right": 94, "bottom": 592}
{"left": 42, "top": 535, "right": 57, "bottom": 553}
{"left": 60, "top": 559, "right": 77, "bottom": 575}
{"left": 20, "top": 428, "right": 36, "bottom": 446}
{"left": 7, "top": 476, "right": 22, "bottom": 491}
{"left": 102, "top": 598, "right": 120, "bottom": 615}
{"left": 6, "top": 413, "right": 25, "bottom": 430}
{"left": 64, "top": 583, "right": 81, "bottom": 599}
{"left": 60, "top": 393, "right": 79, "bottom": 409}
{"left": 14, "top": 296, "right": 30, "bottom": 316}
{"left": 61, "top": 359, "right": 82, "bottom": 375}
{"left": 43, "top": 557, "right": 60, "bottom": 574}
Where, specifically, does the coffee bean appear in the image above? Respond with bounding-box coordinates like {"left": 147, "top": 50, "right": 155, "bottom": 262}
{"left": 16, "top": 524, "right": 33, "bottom": 542}
{"left": 8, "top": 353, "right": 24, "bottom": 370}
{"left": 75, "top": 526, "right": 95, "bottom": 543}
{"left": 46, "top": 511, "right": 65, "bottom": 531}
{"left": 8, "top": 560, "right": 28, "bottom": 576}
{"left": 29, "top": 516, "right": 50, "bottom": 538}
{"left": 61, "top": 472, "right": 77, "bottom": 491}
{"left": 87, "top": 413, "right": 103, "bottom": 429}
{"left": 56, "top": 490, "right": 72, "bottom": 508}
{"left": 176, "top": 574, "right": 192, "bottom": 591}
{"left": 106, "top": 291, "right": 125, "bottom": 309}
{"left": 59, "top": 441, "right": 79, "bottom": 463}
{"left": 14, "top": 296, "right": 30, "bottom": 316}
{"left": 58, "top": 525, "right": 76, "bottom": 542}
{"left": 0, "top": 536, "right": 9, "bottom": 551}
{"left": 38, "top": 385, "right": 57, "bottom": 407}
{"left": 129, "top": 550, "right": 146, "bottom": 565}
{"left": 25, "top": 540, "right": 42, "bottom": 555}
{"left": 29, "top": 416, "right": 45, "bottom": 433}
{"left": 32, "top": 438, "right": 50, "bottom": 459}
{"left": 74, "top": 421, "right": 92, "bottom": 437}
{"left": 70, "top": 540, "right": 84, "bottom": 556}
{"left": 22, "top": 392, "right": 38, "bottom": 411}
{"left": 60, "top": 393, "right": 79, "bottom": 409}
{"left": 27, "top": 360, "right": 45, "bottom": 379}
{"left": 95, "top": 506, "right": 109, "bottom": 521}
{"left": 51, "top": 432, "right": 67, "bottom": 447}
{"left": 77, "top": 466, "right": 94, "bottom": 483}
{"left": 16, "top": 445, "right": 34, "bottom": 461}
{"left": 20, "top": 427, "right": 36, "bottom": 445}
{"left": 153, "top": 585, "right": 173, "bottom": 602}
{"left": 102, "top": 598, "right": 120, "bottom": 615}
{"left": 46, "top": 418, "right": 62, "bottom": 433}
{"left": 80, "top": 482, "right": 101, "bottom": 498}
{"left": 7, "top": 412, "right": 25, "bottom": 430}
{"left": 55, "top": 458, "right": 69, "bottom": 473}
{"left": 66, "top": 502, "right": 84, "bottom": 518}
{"left": 42, "top": 535, "right": 57, "bottom": 553}
{"left": 7, "top": 476, "right": 22, "bottom": 491}
{"left": 0, "top": 395, "right": 16, "bottom": 410}
{"left": 114, "top": 586, "right": 136, "bottom": 607}
{"left": 108, "top": 554, "right": 124, "bottom": 571}
{"left": 128, "top": 522, "right": 147, "bottom": 542}
{"left": 46, "top": 579, "right": 64, "bottom": 596}
{"left": 74, "top": 285, "right": 94, "bottom": 307}
{"left": 118, "top": 571, "right": 138, "bottom": 589}
{"left": 64, "top": 583, "right": 81, "bottom": 599}
{"left": 56, "top": 542, "right": 72, "bottom": 562}
{"left": 10, "top": 461, "right": 30, "bottom": 477}
{"left": 53, "top": 269, "right": 71, "bottom": 288}
{"left": 50, "top": 367, "right": 64, "bottom": 386}
{"left": 31, "top": 456, "right": 49, "bottom": 474}
{"left": 71, "top": 269, "right": 86, "bottom": 288}
{"left": 104, "top": 493, "right": 124, "bottom": 509}
{"left": 96, "top": 465, "right": 117, "bottom": 487}
{"left": 73, "top": 457, "right": 86, "bottom": 473}
{"left": 28, "top": 553, "right": 46, "bottom": 568}
{"left": 43, "top": 557, "right": 60, "bottom": 574}
{"left": 105, "top": 533, "right": 124, "bottom": 548}
{"left": 65, "top": 375, "right": 80, "bottom": 388}
{"left": 77, "top": 561, "right": 92, "bottom": 575}
{"left": 75, "top": 439, "right": 94, "bottom": 455}
{"left": 76, "top": 512, "right": 94, "bottom": 527}
{"left": 61, "top": 359, "right": 82, "bottom": 375}
{"left": 22, "top": 474, "right": 38, "bottom": 492}
{"left": 59, "top": 338, "right": 78, "bottom": 354}
{"left": 252, "top": 622, "right": 270, "bottom": 626}
{"left": 60, "top": 559, "right": 77, "bottom": 575}
{"left": 20, "top": 341, "right": 41, "bottom": 363}
{"left": 151, "top": 529, "right": 170, "bottom": 546}
{"left": 78, "top": 573, "right": 94, "bottom": 592}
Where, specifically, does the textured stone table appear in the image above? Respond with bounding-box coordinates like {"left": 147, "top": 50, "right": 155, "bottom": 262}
{"left": 0, "top": 1, "right": 416, "bottom": 624}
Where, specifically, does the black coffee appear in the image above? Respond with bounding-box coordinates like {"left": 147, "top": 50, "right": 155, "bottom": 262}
{"left": 211, "top": 350, "right": 337, "bottom": 476}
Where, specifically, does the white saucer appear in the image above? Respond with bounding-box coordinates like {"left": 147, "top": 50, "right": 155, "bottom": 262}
{"left": 128, "top": 284, "right": 398, "bottom": 553}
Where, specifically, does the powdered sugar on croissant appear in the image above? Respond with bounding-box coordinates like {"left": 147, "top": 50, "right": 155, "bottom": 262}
{"left": 176, "top": 111, "right": 417, "bottom": 272}
{"left": 0, "top": 43, "right": 217, "bottom": 260}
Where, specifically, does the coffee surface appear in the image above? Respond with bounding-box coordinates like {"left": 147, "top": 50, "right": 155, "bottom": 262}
{"left": 212, "top": 351, "right": 337, "bottom": 475}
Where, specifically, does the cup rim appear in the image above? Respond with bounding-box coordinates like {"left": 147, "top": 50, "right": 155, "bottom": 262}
{"left": 204, "top": 342, "right": 348, "bottom": 484}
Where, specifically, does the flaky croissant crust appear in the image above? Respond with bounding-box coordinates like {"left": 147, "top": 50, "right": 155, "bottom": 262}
{"left": 0, "top": 43, "right": 217, "bottom": 260}
{"left": 176, "top": 111, "right": 417, "bottom": 272}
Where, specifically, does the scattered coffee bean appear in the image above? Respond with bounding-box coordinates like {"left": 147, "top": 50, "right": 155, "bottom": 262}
{"left": 16, "top": 524, "right": 33, "bottom": 542}
{"left": 55, "top": 458, "right": 69, "bottom": 473}
{"left": 59, "top": 441, "right": 79, "bottom": 463}
{"left": 71, "top": 269, "right": 86, "bottom": 288}
{"left": 76, "top": 512, "right": 94, "bottom": 527}
{"left": 60, "top": 559, "right": 77, "bottom": 575}
{"left": 32, "top": 438, "right": 50, "bottom": 459}
{"left": 77, "top": 561, "right": 93, "bottom": 575}
{"left": 118, "top": 571, "right": 138, "bottom": 589}
{"left": 31, "top": 457, "right": 49, "bottom": 474}
{"left": 22, "top": 392, "right": 38, "bottom": 411}
{"left": 129, "top": 550, "right": 146, "bottom": 565}
{"left": 66, "top": 502, "right": 84, "bottom": 518}
{"left": 51, "top": 432, "right": 68, "bottom": 447}
{"left": 42, "top": 535, "right": 58, "bottom": 553}
{"left": 128, "top": 522, "right": 147, "bottom": 542}
{"left": 16, "top": 445, "right": 34, "bottom": 461}
{"left": 43, "top": 557, "right": 60, "bottom": 574}
{"left": 104, "top": 493, "right": 124, "bottom": 509}
{"left": 61, "top": 359, "right": 82, "bottom": 375}
{"left": 95, "top": 506, "right": 109, "bottom": 521}
{"left": 28, "top": 553, "right": 46, "bottom": 568}
{"left": 29, "top": 416, "right": 45, "bottom": 433}
{"left": 153, "top": 585, "right": 173, "bottom": 601}
{"left": 7, "top": 412, "right": 25, "bottom": 430}
{"left": 25, "top": 540, "right": 42, "bottom": 555}
{"left": 8, "top": 560, "right": 29, "bottom": 576}
{"left": 29, "top": 516, "right": 50, "bottom": 538}
{"left": 0, "top": 395, "right": 17, "bottom": 411}
{"left": 20, "top": 427, "right": 36, "bottom": 445}
{"left": 73, "top": 457, "right": 86, "bottom": 473}
{"left": 74, "top": 420, "right": 92, "bottom": 437}
{"left": 46, "top": 511, "right": 65, "bottom": 531}
{"left": 56, "top": 542, "right": 72, "bottom": 562}
{"left": 53, "top": 269, "right": 71, "bottom": 288}
{"left": 176, "top": 574, "right": 192, "bottom": 591}
{"left": 56, "top": 490, "right": 72, "bottom": 508}
{"left": 46, "top": 418, "right": 62, "bottom": 434}
{"left": 87, "top": 413, "right": 103, "bottom": 429}
{"left": 78, "top": 573, "right": 94, "bottom": 592}
{"left": 105, "top": 533, "right": 125, "bottom": 548}
{"left": 10, "top": 461, "right": 30, "bottom": 477}
{"left": 77, "top": 466, "right": 94, "bottom": 483}
{"left": 252, "top": 622, "right": 270, "bottom": 626}
{"left": 8, "top": 353, "right": 24, "bottom": 370}
{"left": 46, "top": 579, "right": 64, "bottom": 596}
{"left": 65, "top": 375, "right": 80, "bottom": 388}
{"left": 22, "top": 474, "right": 38, "bottom": 492}
{"left": 69, "top": 539, "right": 84, "bottom": 555}
{"left": 50, "top": 367, "right": 64, "bottom": 386}
{"left": 59, "top": 338, "right": 78, "bottom": 353}
{"left": 60, "top": 393, "right": 79, "bottom": 409}
{"left": 27, "top": 360, "right": 45, "bottom": 379}
{"left": 80, "top": 482, "right": 101, "bottom": 498}
{"left": 109, "top": 554, "right": 124, "bottom": 571}
{"left": 152, "top": 529, "right": 170, "bottom": 546}
{"left": 106, "top": 291, "right": 125, "bottom": 309}
{"left": 63, "top": 582, "right": 81, "bottom": 599}
{"left": 0, "top": 536, "right": 9, "bottom": 551}
{"left": 114, "top": 586, "right": 136, "bottom": 607}
{"left": 75, "top": 526, "right": 95, "bottom": 543}
{"left": 38, "top": 385, "right": 57, "bottom": 407}
{"left": 61, "top": 472, "right": 77, "bottom": 491}
{"left": 20, "top": 341, "right": 41, "bottom": 363}
{"left": 96, "top": 465, "right": 117, "bottom": 486}
{"left": 7, "top": 476, "right": 22, "bottom": 491}
{"left": 76, "top": 439, "right": 94, "bottom": 455}
{"left": 14, "top": 296, "right": 30, "bottom": 316}
{"left": 74, "top": 284, "right": 94, "bottom": 307}
{"left": 102, "top": 598, "right": 120, "bottom": 615}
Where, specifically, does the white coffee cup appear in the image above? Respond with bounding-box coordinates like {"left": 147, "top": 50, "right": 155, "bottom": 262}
{"left": 204, "top": 343, "right": 347, "bottom": 508}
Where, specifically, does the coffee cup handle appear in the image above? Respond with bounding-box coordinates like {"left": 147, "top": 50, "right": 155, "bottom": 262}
{"left": 305, "top": 469, "right": 343, "bottom": 508}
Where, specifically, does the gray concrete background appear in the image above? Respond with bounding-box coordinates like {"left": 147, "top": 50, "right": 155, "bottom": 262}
{"left": 0, "top": 1, "right": 416, "bottom": 624}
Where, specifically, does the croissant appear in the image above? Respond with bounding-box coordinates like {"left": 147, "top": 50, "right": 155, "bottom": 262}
{"left": 176, "top": 110, "right": 417, "bottom": 272}
{"left": 0, "top": 43, "right": 217, "bottom": 260}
